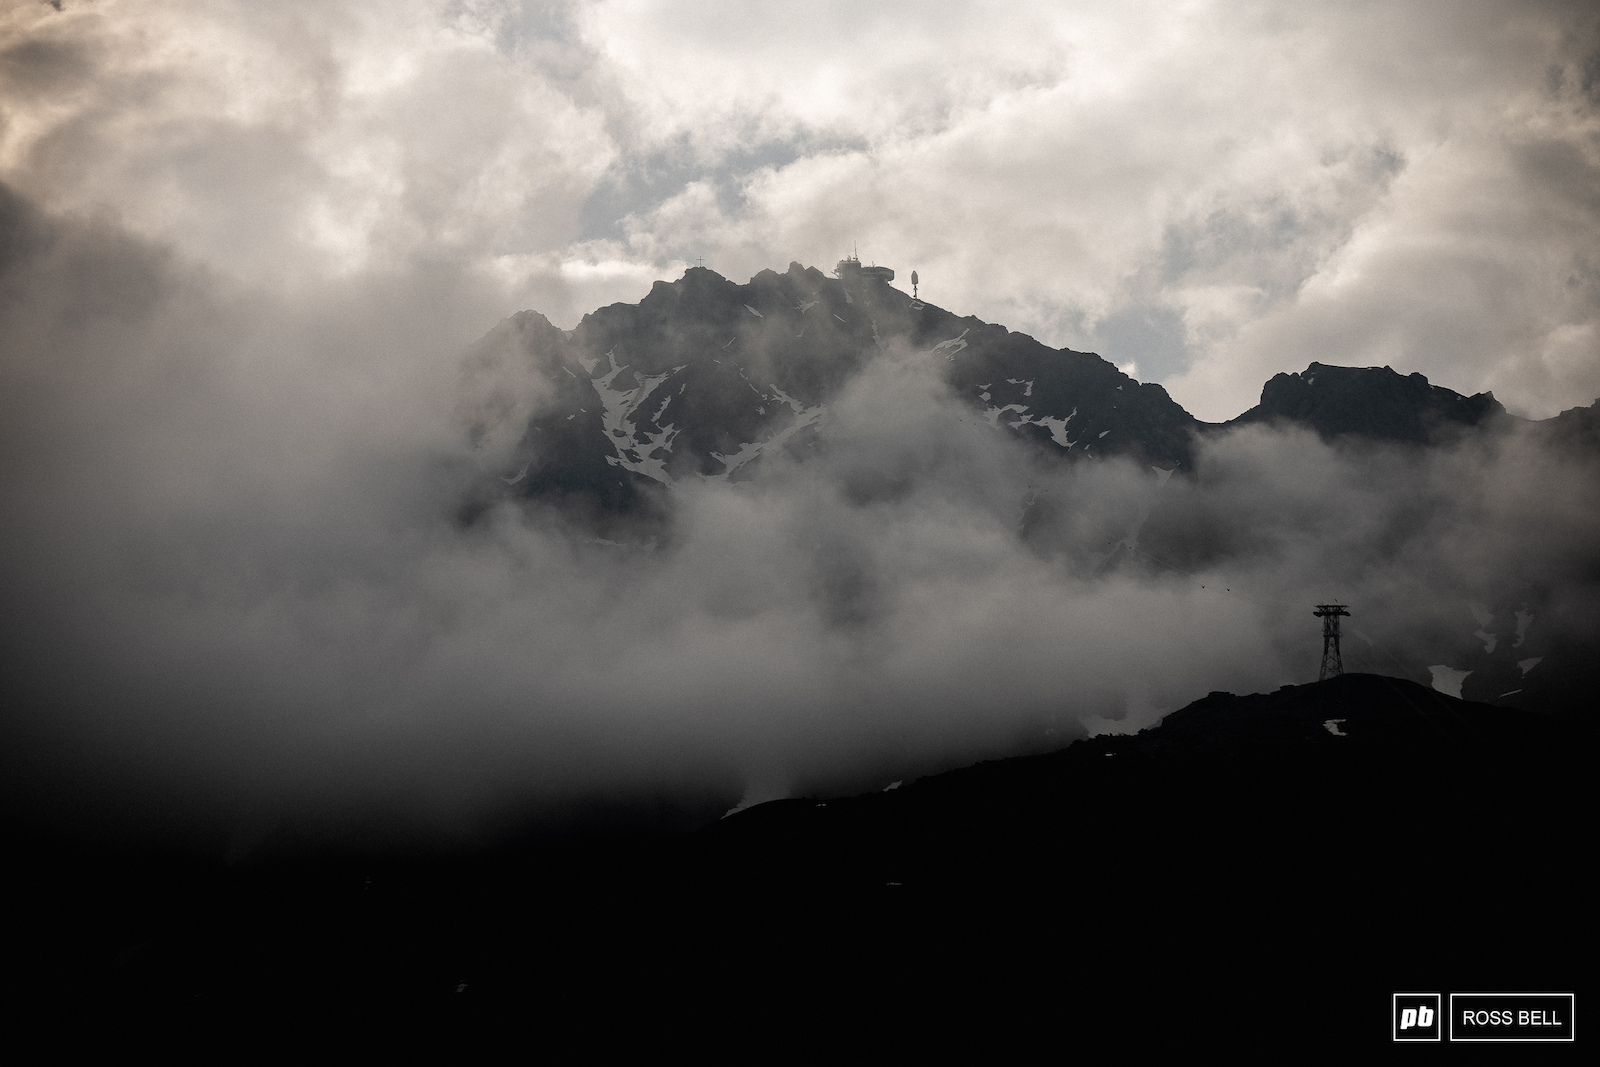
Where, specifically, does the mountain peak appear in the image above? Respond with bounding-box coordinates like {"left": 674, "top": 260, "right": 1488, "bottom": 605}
{"left": 459, "top": 261, "right": 1203, "bottom": 529}
{"left": 1227, "top": 361, "right": 1507, "bottom": 443}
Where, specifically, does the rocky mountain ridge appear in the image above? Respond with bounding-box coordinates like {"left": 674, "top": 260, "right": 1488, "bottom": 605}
{"left": 461, "top": 261, "right": 1199, "bottom": 524}
{"left": 1225, "top": 360, "right": 1508, "bottom": 442}
{"left": 463, "top": 260, "right": 1597, "bottom": 527}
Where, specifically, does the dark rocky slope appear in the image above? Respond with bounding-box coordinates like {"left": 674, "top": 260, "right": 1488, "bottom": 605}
{"left": 1225, "top": 361, "right": 1509, "bottom": 443}
{"left": 16, "top": 674, "right": 1587, "bottom": 1050}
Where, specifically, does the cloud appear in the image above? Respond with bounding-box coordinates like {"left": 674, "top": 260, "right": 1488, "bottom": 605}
{"left": 580, "top": 0, "right": 1600, "bottom": 417}
{"left": 6, "top": 2, "right": 1597, "bottom": 416}
{"left": 3, "top": 2, "right": 1597, "bottom": 850}
{"left": 1166, "top": 115, "right": 1600, "bottom": 420}
{"left": 0, "top": 0, "right": 619, "bottom": 314}
{"left": 5, "top": 179, "right": 1597, "bottom": 855}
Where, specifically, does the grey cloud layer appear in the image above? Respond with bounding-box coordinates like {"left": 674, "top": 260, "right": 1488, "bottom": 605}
{"left": 4, "top": 183, "right": 1597, "bottom": 850}
{"left": 2, "top": 3, "right": 1598, "bottom": 846}
{"left": 592, "top": 3, "right": 1600, "bottom": 422}
{"left": 3, "top": 1, "right": 1596, "bottom": 419}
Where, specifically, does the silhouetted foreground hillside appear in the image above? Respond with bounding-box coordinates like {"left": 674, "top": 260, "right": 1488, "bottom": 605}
{"left": 9, "top": 675, "right": 1589, "bottom": 1051}
{"left": 675, "top": 674, "right": 1589, "bottom": 1045}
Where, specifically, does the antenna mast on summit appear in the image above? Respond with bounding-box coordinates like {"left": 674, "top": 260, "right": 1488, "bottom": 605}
{"left": 1313, "top": 603, "right": 1350, "bottom": 681}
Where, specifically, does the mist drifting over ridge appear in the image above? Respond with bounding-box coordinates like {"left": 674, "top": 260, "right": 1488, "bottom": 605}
{"left": 3, "top": 174, "right": 1597, "bottom": 854}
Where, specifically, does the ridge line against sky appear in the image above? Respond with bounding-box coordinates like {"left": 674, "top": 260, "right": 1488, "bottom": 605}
{"left": 1, "top": 0, "right": 1598, "bottom": 420}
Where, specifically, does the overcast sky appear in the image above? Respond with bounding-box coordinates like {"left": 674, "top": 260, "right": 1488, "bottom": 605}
{"left": 3, "top": 2, "right": 1599, "bottom": 845}
{"left": 3, "top": 0, "right": 1597, "bottom": 420}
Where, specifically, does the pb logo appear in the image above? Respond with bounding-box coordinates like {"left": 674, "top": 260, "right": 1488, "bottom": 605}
{"left": 1394, "top": 993, "right": 1442, "bottom": 1041}
{"left": 1400, "top": 1006, "right": 1434, "bottom": 1029}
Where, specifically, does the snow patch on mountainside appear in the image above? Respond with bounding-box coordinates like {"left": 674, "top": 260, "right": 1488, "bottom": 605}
{"left": 768, "top": 385, "right": 806, "bottom": 414}
{"left": 1428, "top": 665, "right": 1471, "bottom": 699}
{"left": 981, "top": 402, "right": 1077, "bottom": 448}
{"left": 591, "top": 350, "right": 678, "bottom": 484}
{"left": 705, "top": 384, "right": 826, "bottom": 481}
{"left": 984, "top": 403, "right": 1029, "bottom": 429}
{"left": 933, "top": 329, "right": 969, "bottom": 359}
{"left": 1025, "top": 410, "right": 1077, "bottom": 448}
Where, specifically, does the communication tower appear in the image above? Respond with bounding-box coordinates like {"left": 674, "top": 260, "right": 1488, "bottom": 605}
{"left": 1313, "top": 603, "right": 1350, "bottom": 681}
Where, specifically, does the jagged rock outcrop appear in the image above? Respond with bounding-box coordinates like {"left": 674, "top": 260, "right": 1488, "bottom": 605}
{"left": 1225, "top": 361, "right": 1507, "bottom": 443}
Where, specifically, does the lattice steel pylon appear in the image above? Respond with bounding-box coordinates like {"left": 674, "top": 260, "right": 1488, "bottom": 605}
{"left": 1313, "top": 604, "right": 1351, "bottom": 681}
